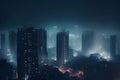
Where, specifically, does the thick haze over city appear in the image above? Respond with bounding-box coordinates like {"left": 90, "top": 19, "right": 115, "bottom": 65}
{"left": 0, "top": 0, "right": 120, "bottom": 62}
{"left": 0, "top": 0, "right": 120, "bottom": 80}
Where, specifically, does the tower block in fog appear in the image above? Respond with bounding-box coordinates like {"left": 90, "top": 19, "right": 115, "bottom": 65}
{"left": 0, "top": 34, "right": 5, "bottom": 51}
{"left": 82, "top": 31, "right": 94, "bottom": 55}
{"left": 8, "top": 31, "right": 17, "bottom": 63}
{"left": 36, "top": 28, "right": 48, "bottom": 63}
{"left": 56, "top": 31, "right": 69, "bottom": 65}
{"left": 17, "top": 27, "right": 38, "bottom": 80}
{"left": 110, "top": 35, "right": 117, "bottom": 59}
{"left": 8, "top": 31, "right": 17, "bottom": 54}
{"left": 0, "top": 34, "right": 5, "bottom": 59}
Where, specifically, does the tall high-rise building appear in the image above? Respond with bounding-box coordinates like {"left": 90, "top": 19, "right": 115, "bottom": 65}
{"left": 0, "top": 49, "right": 2, "bottom": 59}
{"left": 17, "top": 27, "right": 38, "bottom": 80}
{"left": 0, "top": 34, "right": 6, "bottom": 59}
{"left": 110, "top": 35, "right": 117, "bottom": 59}
{"left": 82, "top": 31, "right": 94, "bottom": 55}
{"left": 101, "top": 36, "right": 110, "bottom": 54}
{"left": 56, "top": 31, "right": 69, "bottom": 65}
{"left": 0, "top": 34, "right": 5, "bottom": 50}
{"left": 8, "top": 31, "right": 17, "bottom": 64}
{"left": 36, "top": 28, "right": 47, "bottom": 63}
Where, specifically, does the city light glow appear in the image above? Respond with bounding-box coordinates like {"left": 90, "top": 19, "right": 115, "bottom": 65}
{"left": 56, "top": 66, "right": 84, "bottom": 78}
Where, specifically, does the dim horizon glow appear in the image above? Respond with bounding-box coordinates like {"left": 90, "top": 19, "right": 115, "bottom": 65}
{"left": 46, "top": 25, "right": 112, "bottom": 61}
{"left": 3, "top": 24, "right": 116, "bottom": 63}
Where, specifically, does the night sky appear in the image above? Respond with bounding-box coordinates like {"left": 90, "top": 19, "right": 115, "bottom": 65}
{"left": 0, "top": 0, "right": 120, "bottom": 30}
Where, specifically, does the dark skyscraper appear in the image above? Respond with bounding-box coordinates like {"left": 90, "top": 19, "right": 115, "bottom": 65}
{"left": 8, "top": 31, "right": 17, "bottom": 64}
{"left": 110, "top": 35, "right": 117, "bottom": 59}
{"left": 0, "top": 34, "right": 6, "bottom": 59}
{"left": 0, "top": 34, "right": 5, "bottom": 50}
{"left": 57, "top": 31, "right": 69, "bottom": 65}
{"left": 0, "top": 49, "right": 2, "bottom": 59}
{"left": 17, "top": 27, "right": 38, "bottom": 80}
{"left": 36, "top": 28, "right": 47, "bottom": 64}
{"left": 82, "top": 31, "right": 94, "bottom": 55}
